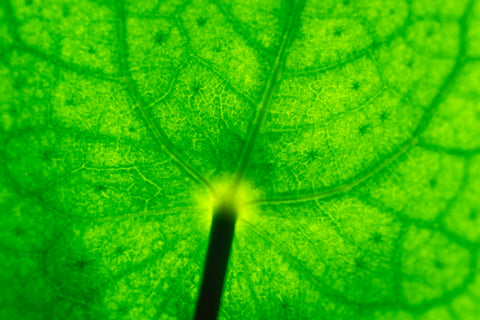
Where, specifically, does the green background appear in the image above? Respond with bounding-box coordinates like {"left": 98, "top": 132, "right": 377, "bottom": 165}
{"left": 1, "top": 0, "right": 480, "bottom": 319}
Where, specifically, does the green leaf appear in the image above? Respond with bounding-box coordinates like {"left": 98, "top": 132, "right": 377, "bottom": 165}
{"left": 1, "top": 0, "right": 480, "bottom": 319}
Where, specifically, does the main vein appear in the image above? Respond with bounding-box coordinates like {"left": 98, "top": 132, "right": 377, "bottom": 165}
{"left": 230, "top": 0, "right": 306, "bottom": 192}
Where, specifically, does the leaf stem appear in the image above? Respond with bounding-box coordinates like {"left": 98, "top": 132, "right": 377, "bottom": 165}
{"left": 194, "top": 203, "right": 237, "bottom": 320}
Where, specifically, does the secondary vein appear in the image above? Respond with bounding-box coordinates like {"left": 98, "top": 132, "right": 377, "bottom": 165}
{"left": 247, "top": 0, "right": 476, "bottom": 207}
{"left": 230, "top": 0, "right": 306, "bottom": 192}
{"left": 112, "top": 0, "right": 215, "bottom": 195}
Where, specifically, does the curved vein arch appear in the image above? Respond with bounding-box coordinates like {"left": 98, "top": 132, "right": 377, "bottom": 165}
{"left": 0, "top": 149, "right": 126, "bottom": 228}
{"left": 239, "top": 216, "right": 446, "bottom": 313}
{"left": 39, "top": 235, "right": 94, "bottom": 308}
{"left": 242, "top": 198, "right": 479, "bottom": 314}
{"left": 2, "top": 146, "right": 206, "bottom": 315}
{"left": 333, "top": 84, "right": 387, "bottom": 118}
{"left": 347, "top": 156, "right": 471, "bottom": 236}
{"left": 190, "top": 54, "right": 258, "bottom": 109}
{"left": 112, "top": 1, "right": 215, "bottom": 195}
{"left": 389, "top": 223, "right": 409, "bottom": 304}
{"left": 411, "top": 0, "right": 474, "bottom": 136}
{"left": 230, "top": 0, "right": 306, "bottom": 191}
{"left": 246, "top": 138, "right": 417, "bottom": 206}
{"left": 284, "top": 1, "right": 413, "bottom": 78}
{"left": 36, "top": 164, "right": 87, "bottom": 194}
{"left": 238, "top": 217, "right": 360, "bottom": 309}
{"left": 434, "top": 158, "right": 471, "bottom": 224}
{"left": 144, "top": 60, "right": 187, "bottom": 110}
{"left": 247, "top": 0, "right": 476, "bottom": 207}
{"left": 211, "top": 0, "right": 276, "bottom": 60}
{"left": 2, "top": 125, "right": 170, "bottom": 170}
{"left": 418, "top": 140, "right": 480, "bottom": 157}
{"left": 173, "top": 12, "right": 259, "bottom": 110}
{"left": 12, "top": 43, "right": 122, "bottom": 83}
{"left": 313, "top": 199, "right": 393, "bottom": 263}
{"left": 260, "top": 81, "right": 385, "bottom": 135}
{"left": 2, "top": 0, "right": 121, "bottom": 83}
{"left": 354, "top": 192, "right": 478, "bottom": 252}
{"left": 2, "top": 130, "right": 89, "bottom": 195}
{"left": 1, "top": 126, "right": 192, "bottom": 200}
{"left": 353, "top": 193, "right": 479, "bottom": 312}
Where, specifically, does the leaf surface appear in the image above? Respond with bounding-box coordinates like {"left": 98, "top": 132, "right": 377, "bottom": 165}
{"left": 1, "top": 0, "right": 480, "bottom": 319}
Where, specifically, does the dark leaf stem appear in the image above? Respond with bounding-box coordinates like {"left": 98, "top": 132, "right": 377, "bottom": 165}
{"left": 194, "top": 203, "right": 237, "bottom": 320}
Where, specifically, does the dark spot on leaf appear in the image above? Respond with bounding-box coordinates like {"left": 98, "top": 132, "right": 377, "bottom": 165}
{"left": 65, "top": 97, "right": 74, "bottom": 105}
{"left": 426, "top": 26, "right": 435, "bottom": 37}
{"left": 0, "top": 50, "right": 9, "bottom": 64}
{"left": 379, "top": 111, "right": 389, "bottom": 122}
{"left": 94, "top": 184, "right": 107, "bottom": 193}
{"left": 354, "top": 257, "right": 366, "bottom": 269}
{"left": 10, "top": 104, "right": 19, "bottom": 115}
{"left": 117, "top": 302, "right": 130, "bottom": 315}
{"left": 73, "top": 257, "right": 93, "bottom": 271}
{"left": 40, "top": 149, "right": 55, "bottom": 161}
{"left": 278, "top": 296, "right": 289, "bottom": 309}
{"left": 434, "top": 259, "right": 444, "bottom": 269}
{"left": 469, "top": 209, "right": 477, "bottom": 220}
{"left": 88, "top": 47, "right": 96, "bottom": 54}
{"left": 62, "top": 5, "right": 70, "bottom": 17}
{"left": 370, "top": 232, "right": 383, "bottom": 244}
{"left": 155, "top": 32, "right": 164, "bottom": 45}
{"left": 351, "top": 81, "right": 360, "bottom": 91}
{"left": 429, "top": 178, "right": 437, "bottom": 189}
{"left": 304, "top": 149, "right": 319, "bottom": 162}
{"left": 12, "top": 75, "right": 27, "bottom": 90}
{"left": 342, "top": 0, "right": 350, "bottom": 6}
{"left": 197, "top": 17, "right": 207, "bottom": 27}
{"left": 76, "top": 260, "right": 88, "bottom": 270}
{"left": 25, "top": 0, "right": 33, "bottom": 6}
{"left": 358, "top": 124, "right": 371, "bottom": 136}
{"left": 371, "top": 39, "right": 380, "bottom": 49}
{"left": 191, "top": 80, "right": 202, "bottom": 94}
{"left": 13, "top": 225, "right": 25, "bottom": 236}
{"left": 333, "top": 27, "right": 343, "bottom": 37}
{"left": 114, "top": 245, "right": 127, "bottom": 256}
